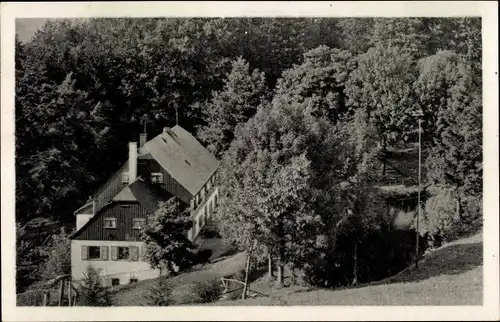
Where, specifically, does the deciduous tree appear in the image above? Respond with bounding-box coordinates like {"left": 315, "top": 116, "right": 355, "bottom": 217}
{"left": 345, "top": 45, "right": 419, "bottom": 163}
{"left": 141, "top": 198, "right": 195, "bottom": 274}
{"left": 275, "top": 45, "right": 355, "bottom": 123}
{"left": 197, "top": 57, "right": 268, "bottom": 158}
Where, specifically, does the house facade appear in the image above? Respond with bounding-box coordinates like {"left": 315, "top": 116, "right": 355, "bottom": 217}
{"left": 70, "top": 126, "right": 220, "bottom": 286}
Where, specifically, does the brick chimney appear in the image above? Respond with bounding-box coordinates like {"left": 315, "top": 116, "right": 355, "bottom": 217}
{"left": 139, "top": 133, "right": 147, "bottom": 148}
{"left": 129, "top": 142, "right": 137, "bottom": 183}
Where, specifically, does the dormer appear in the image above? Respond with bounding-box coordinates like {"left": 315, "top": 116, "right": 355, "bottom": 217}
{"left": 74, "top": 200, "right": 95, "bottom": 230}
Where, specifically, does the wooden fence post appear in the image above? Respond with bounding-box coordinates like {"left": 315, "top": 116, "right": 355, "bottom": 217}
{"left": 58, "top": 279, "right": 64, "bottom": 306}
{"left": 67, "top": 279, "right": 72, "bottom": 306}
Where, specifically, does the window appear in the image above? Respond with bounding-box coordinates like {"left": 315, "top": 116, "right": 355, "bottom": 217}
{"left": 117, "top": 246, "right": 130, "bottom": 260}
{"left": 104, "top": 218, "right": 117, "bottom": 229}
{"left": 88, "top": 246, "right": 101, "bottom": 260}
{"left": 121, "top": 172, "right": 129, "bottom": 183}
{"left": 132, "top": 218, "right": 146, "bottom": 230}
{"left": 151, "top": 172, "right": 163, "bottom": 184}
{"left": 111, "top": 278, "right": 120, "bottom": 286}
{"left": 82, "top": 246, "right": 108, "bottom": 260}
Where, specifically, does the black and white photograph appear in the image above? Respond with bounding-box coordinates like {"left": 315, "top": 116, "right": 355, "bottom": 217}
{"left": 1, "top": 1, "right": 498, "bottom": 321}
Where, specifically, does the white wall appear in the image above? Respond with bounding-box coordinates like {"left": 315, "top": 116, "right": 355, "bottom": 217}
{"left": 71, "top": 240, "right": 160, "bottom": 286}
{"left": 188, "top": 186, "right": 218, "bottom": 241}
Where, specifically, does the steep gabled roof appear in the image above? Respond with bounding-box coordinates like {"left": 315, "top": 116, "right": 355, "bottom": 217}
{"left": 139, "top": 125, "right": 220, "bottom": 196}
{"left": 70, "top": 178, "right": 171, "bottom": 239}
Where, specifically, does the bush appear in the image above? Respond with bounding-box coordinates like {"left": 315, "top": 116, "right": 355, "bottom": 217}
{"left": 38, "top": 228, "right": 72, "bottom": 281}
{"left": 193, "top": 249, "right": 213, "bottom": 264}
{"left": 78, "top": 266, "right": 114, "bottom": 306}
{"left": 462, "top": 195, "right": 483, "bottom": 228}
{"left": 190, "top": 278, "right": 223, "bottom": 303}
{"left": 145, "top": 275, "right": 174, "bottom": 306}
{"left": 419, "top": 191, "right": 462, "bottom": 244}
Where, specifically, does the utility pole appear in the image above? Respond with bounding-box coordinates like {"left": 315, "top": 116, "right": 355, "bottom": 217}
{"left": 415, "top": 117, "right": 422, "bottom": 269}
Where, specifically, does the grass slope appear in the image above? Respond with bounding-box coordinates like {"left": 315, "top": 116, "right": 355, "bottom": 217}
{"left": 111, "top": 231, "right": 482, "bottom": 306}
{"left": 112, "top": 236, "right": 246, "bottom": 306}
{"left": 211, "top": 232, "right": 483, "bottom": 306}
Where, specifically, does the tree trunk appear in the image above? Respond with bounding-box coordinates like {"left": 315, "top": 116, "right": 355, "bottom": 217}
{"left": 43, "top": 291, "right": 49, "bottom": 306}
{"left": 382, "top": 138, "right": 387, "bottom": 176}
{"left": 456, "top": 197, "right": 461, "bottom": 220}
{"left": 242, "top": 250, "right": 252, "bottom": 300}
{"left": 267, "top": 253, "right": 273, "bottom": 281}
{"left": 58, "top": 279, "right": 64, "bottom": 306}
{"left": 67, "top": 279, "right": 72, "bottom": 306}
{"left": 276, "top": 260, "right": 284, "bottom": 287}
{"left": 352, "top": 239, "right": 358, "bottom": 286}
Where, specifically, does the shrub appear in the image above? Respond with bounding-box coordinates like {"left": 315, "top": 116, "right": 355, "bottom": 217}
{"left": 190, "top": 278, "right": 223, "bottom": 303}
{"left": 145, "top": 275, "right": 174, "bottom": 306}
{"left": 419, "top": 191, "right": 462, "bottom": 244}
{"left": 38, "top": 228, "right": 72, "bottom": 281}
{"left": 462, "top": 195, "right": 483, "bottom": 228}
{"left": 78, "top": 266, "right": 114, "bottom": 306}
{"left": 194, "top": 249, "right": 213, "bottom": 264}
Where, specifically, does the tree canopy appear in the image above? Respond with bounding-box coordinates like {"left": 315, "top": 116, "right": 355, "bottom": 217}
{"left": 15, "top": 17, "right": 482, "bottom": 292}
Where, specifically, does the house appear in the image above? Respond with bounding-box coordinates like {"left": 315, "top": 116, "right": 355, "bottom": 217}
{"left": 69, "top": 125, "right": 221, "bottom": 286}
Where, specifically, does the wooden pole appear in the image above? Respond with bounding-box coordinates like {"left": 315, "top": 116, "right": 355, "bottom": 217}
{"left": 58, "top": 279, "right": 64, "bottom": 306}
{"left": 67, "top": 279, "right": 72, "bottom": 307}
{"left": 415, "top": 118, "right": 422, "bottom": 269}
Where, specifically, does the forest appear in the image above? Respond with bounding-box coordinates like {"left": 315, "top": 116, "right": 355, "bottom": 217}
{"left": 15, "top": 18, "right": 482, "bottom": 294}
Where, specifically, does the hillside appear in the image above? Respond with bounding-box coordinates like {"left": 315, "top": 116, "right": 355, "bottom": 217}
{"left": 109, "top": 231, "right": 482, "bottom": 306}
{"left": 210, "top": 232, "right": 483, "bottom": 306}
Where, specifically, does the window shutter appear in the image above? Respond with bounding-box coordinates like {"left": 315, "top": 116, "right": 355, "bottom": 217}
{"left": 101, "top": 246, "right": 109, "bottom": 261}
{"left": 111, "top": 246, "right": 118, "bottom": 261}
{"left": 130, "top": 246, "right": 139, "bottom": 261}
{"left": 81, "top": 246, "right": 88, "bottom": 260}
{"left": 140, "top": 245, "right": 147, "bottom": 261}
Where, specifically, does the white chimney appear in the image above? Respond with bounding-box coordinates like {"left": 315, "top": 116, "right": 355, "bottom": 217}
{"left": 129, "top": 142, "right": 138, "bottom": 183}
